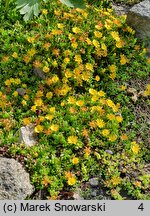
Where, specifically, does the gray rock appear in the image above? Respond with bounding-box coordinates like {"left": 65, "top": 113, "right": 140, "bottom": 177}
{"left": 89, "top": 177, "right": 99, "bottom": 187}
{"left": 33, "top": 68, "right": 46, "bottom": 80}
{"left": 0, "top": 157, "right": 34, "bottom": 200}
{"left": 73, "top": 188, "right": 84, "bottom": 200}
{"left": 16, "top": 88, "right": 26, "bottom": 96}
{"left": 105, "top": 150, "right": 113, "bottom": 155}
{"left": 19, "top": 124, "right": 38, "bottom": 147}
{"left": 126, "top": 0, "right": 150, "bottom": 56}
{"left": 91, "top": 190, "right": 97, "bottom": 197}
{"left": 112, "top": 4, "right": 129, "bottom": 16}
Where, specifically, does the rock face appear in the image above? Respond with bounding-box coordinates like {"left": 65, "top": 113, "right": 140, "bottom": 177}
{"left": 126, "top": 0, "right": 150, "bottom": 55}
{"left": 33, "top": 68, "right": 46, "bottom": 80}
{"left": 0, "top": 157, "right": 34, "bottom": 199}
{"left": 19, "top": 124, "right": 38, "bottom": 147}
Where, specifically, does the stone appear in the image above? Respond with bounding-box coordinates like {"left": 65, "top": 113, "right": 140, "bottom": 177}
{"left": 73, "top": 188, "right": 84, "bottom": 200}
{"left": 112, "top": 4, "right": 129, "bottom": 16}
{"left": 89, "top": 177, "right": 99, "bottom": 187}
{"left": 16, "top": 88, "right": 26, "bottom": 96}
{"left": 0, "top": 157, "right": 34, "bottom": 200}
{"left": 126, "top": 0, "right": 150, "bottom": 56}
{"left": 19, "top": 124, "right": 38, "bottom": 147}
{"left": 91, "top": 190, "right": 97, "bottom": 197}
{"left": 33, "top": 68, "right": 46, "bottom": 80}
{"left": 105, "top": 150, "right": 113, "bottom": 155}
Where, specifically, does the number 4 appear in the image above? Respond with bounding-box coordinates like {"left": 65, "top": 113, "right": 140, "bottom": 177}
{"left": 138, "top": 203, "right": 144, "bottom": 211}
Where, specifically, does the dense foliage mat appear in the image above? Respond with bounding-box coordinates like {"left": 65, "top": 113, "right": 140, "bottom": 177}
{"left": 0, "top": 0, "right": 150, "bottom": 199}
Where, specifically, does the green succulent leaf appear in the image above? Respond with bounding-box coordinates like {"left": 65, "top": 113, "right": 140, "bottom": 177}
{"left": 60, "top": 0, "right": 86, "bottom": 8}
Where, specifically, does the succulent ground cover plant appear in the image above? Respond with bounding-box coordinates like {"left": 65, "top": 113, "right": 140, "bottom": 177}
{"left": 0, "top": 0, "right": 150, "bottom": 199}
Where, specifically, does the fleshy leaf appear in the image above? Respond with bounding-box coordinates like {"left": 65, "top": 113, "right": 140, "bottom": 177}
{"left": 60, "top": 0, "right": 86, "bottom": 9}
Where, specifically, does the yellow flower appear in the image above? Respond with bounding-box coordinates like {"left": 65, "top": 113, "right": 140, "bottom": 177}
{"left": 126, "top": 26, "right": 135, "bottom": 34}
{"left": 23, "top": 118, "right": 31, "bottom": 125}
{"left": 95, "top": 75, "right": 100, "bottom": 81}
{"left": 76, "top": 100, "right": 84, "bottom": 107}
{"left": 22, "top": 84, "right": 27, "bottom": 88}
{"left": 98, "top": 90, "right": 105, "bottom": 97}
{"left": 10, "top": 78, "right": 15, "bottom": 83}
{"left": 131, "top": 141, "right": 140, "bottom": 154}
{"left": 102, "top": 129, "right": 110, "bottom": 137}
{"left": 50, "top": 124, "right": 59, "bottom": 132}
{"left": 13, "top": 91, "right": 18, "bottom": 97}
{"left": 65, "top": 69, "right": 72, "bottom": 78}
{"left": 28, "top": 48, "right": 36, "bottom": 57}
{"left": 109, "top": 134, "right": 117, "bottom": 142}
{"left": 45, "top": 114, "right": 54, "bottom": 121}
{"left": 64, "top": 50, "right": 71, "bottom": 56}
{"left": 71, "top": 42, "right": 78, "bottom": 49}
{"left": 67, "top": 96, "right": 76, "bottom": 104}
{"left": 23, "top": 94, "right": 29, "bottom": 100}
{"left": 101, "top": 43, "right": 107, "bottom": 51}
{"left": 34, "top": 98, "right": 43, "bottom": 107}
{"left": 61, "top": 101, "right": 65, "bottom": 106}
{"left": 42, "top": 9, "right": 48, "bottom": 15}
{"left": 31, "top": 105, "right": 36, "bottom": 112}
{"left": 111, "top": 176, "right": 121, "bottom": 186}
{"left": 72, "top": 27, "right": 80, "bottom": 34}
{"left": 49, "top": 107, "right": 55, "bottom": 113}
{"left": 21, "top": 100, "right": 27, "bottom": 106}
{"left": 27, "top": 37, "right": 35, "bottom": 43}
{"left": 109, "top": 64, "right": 117, "bottom": 73}
{"left": 12, "top": 52, "right": 18, "bottom": 58}
{"left": 46, "top": 92, "right": 53, "bottom": 99}
{"left": 95, "top": 22, "right": 103, "bottom": 30}
{"left": 15, "top": 78, "right": 21, "bottom": 85}
{"left": 82, "top": 71, "right": 91, "bottom": 81}
{"left": 85, "top": 63, "right": 93, "bottom": 71}
{"left": 93, "top": 39, "right": 100, "bottom": 48}
{"left": 35, "top": 91, "right": 43, "bottom": 98}
{"left": 120, "top": 54, "right": 129, "bottom": 65}
{"left": 106, "top": 99, "right": 114, "bottom": 107}
{"left": 2, "top": 56, "right": 9, "bottom": 62}
{"left": 147, "top": 58, "right": 150, "bottom": 64}
{"left": 143, "top": 84, "right": 150, "bottom": 96}
{"left": 67, "top": 177, "right": 76, "bottom": 185}
{"left": 43, "top": 66, "right": 50, "bottom": 73}
{"left": 64, "top": 57, "right": 70, "bottom": 64}
{"left": 84, "top": 147, "right": 91, "bottom": 157}
{"left": 89, "top": 88, "right": 97, "bottom": 95}
{"left": 120, "top": 85, "right": 126, "bottom": 91}
{"left": 23, "top": 55, "right": 31, "bottom": 64}
{"left": 67, "top": 136, "right": 78, "bottom": 144}
{"left": 34, "top": 125, "right": 44, "bottom": 133}
{"left": 52, "top": 60, "right": 58, "bottom": 67}
{"left": 33, "top": 60, "right": 42, "bottom": 68}
{"left": 116, "top": 40, "right": 125, "bottom": 48}
{"left": 74, "top": 55, "right": 82, "bottom": 64}
{"left": 57, "top": 23, "right": 64, "bottom": 29}
{"left": 107, "top": 113, "right": 115, "bottom": 121}
{"left": 116, "top": 115, "right": 123, "bottom": 123}
{"left": 43, "top": 43, "right": 51, "bottom": 50}
{"left": 94, "top": 31, "right": 102, "bottom": 38}
{"left": 110, "top": 31, "right": 120, "bottom": 41}
{"left": 96, "top": 119, "right": 105, "bottom": 128}
{"left": 134, "top": 181, "right": 141, "bottom": 188}
{"left": 121, "top": 134, "right": 128, "bottom": 141}
{"left": 86, "top": 38, "right": 92, "bottom": 45}
{"left": 51, "top": 75, "right": 59, "bottom": 83}
{"left": 72, "top": 157, "right": 79, "bottom": 165}
{"left": 39, "top": 116, "right": 45, "bottom": 122}
{"left": 5, "top": 79, "right": 11, "bottom": 86}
